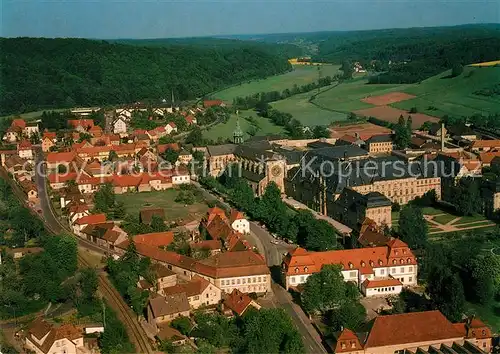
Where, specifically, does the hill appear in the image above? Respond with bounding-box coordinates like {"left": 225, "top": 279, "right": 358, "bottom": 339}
{"left": 0, "top": 37, "right": 293, "bottom": 115}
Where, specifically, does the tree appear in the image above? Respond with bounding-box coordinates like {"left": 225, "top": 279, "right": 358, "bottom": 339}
{"left": 78, "top": 133, "right": 92, "bottom": 143}
{"left": 409, "top": 107, "right": 418, "bottom": 114}
{"left": 150, "top": 214, "right": 166, "bottom": 232}
{"left": 326, "top": 301, "right": 366, "bottom": 332}
{"left": 57, "top": 164, "right": 67, "bottom": 174}
{"left": 347, "top": 112, "right": 358, "bottom": 121}
{"left": 301, "top": 264, "right": 359, "bottom": 313}
{"left": 451, "top": 63, "right": 464, "bottom": 77}
{"left": 162, "top": 148, "right": 180, "bottom": 165}
{"left": 340, "top": 60, "right": 354, "bottom": 80}
{"left": 452, "top": 177, "right": 482, "bottom": 216}
{"left": 312, "top": 125, "right": 330, "bottom": 139}
{"left": 398, "top": 204, "right": 428, "bottom": 249}
{"left": 186, "top": 127, "right": 203, "bottom": 146}
{"left": 171, "top": 316, "right": 192, "bottom": 335}
{"left": 467, "top": 253, "right": 500, "bottom": 304}
{"left": 394, "top": 115, "right": 411, "bottom": 149}
{"left": 108, "top": 150, "right": 118, "bottom": 162}
{"left": 78, "top": 267, "right": 98, "bottom": 304}
{"left": 427, "top": 267, "right": 465, "bottom": 322}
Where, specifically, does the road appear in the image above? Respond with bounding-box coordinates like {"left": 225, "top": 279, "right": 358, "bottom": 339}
{"left": 192, "top": 182, "right": 326, "bottom": 353}
{"left": 30, "top": 148, "right": 154, "bottom": 354}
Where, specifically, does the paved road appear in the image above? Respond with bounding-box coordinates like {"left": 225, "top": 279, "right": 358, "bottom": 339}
{"left": 192, "top": 182, "right": 326, "bottom": 353}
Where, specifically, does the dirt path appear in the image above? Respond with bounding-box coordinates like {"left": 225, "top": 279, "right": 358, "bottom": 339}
{"left": 425, "top": 214, "right": 495, "bottom": 234}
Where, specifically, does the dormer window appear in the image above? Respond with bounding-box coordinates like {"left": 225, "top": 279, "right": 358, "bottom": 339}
{"left": 341, "top": 343, "right": 346, "bottom": 349}
{"left": 393, "top": 260, "right": 397, "bottom": 265}
{"left": 378, "top": 260, "right": 383, "bottom": 266}
{"left": 351, "top": 342, "right": 356, "bottom": 348}
{"left": 361, "top": 261, "right": 366, "bottom": 267}
{"left": 304, "top": 266, "right": 308, "bottom": 272}
{"left": 394, "top": 250, "right": 398, "bottom": 255}
{"left": 369, "top": 261, "right": 374, "bottom": 267}
{"left": 482, "top": 330, "right": 486, "bottom": 336}
{"left": 400, "top": 259, "right": 404, "bottom": 264}
{"left": 403, "top": 249, "right": 407, "bottom": 254}
{"left": 349, "top": 262, "right": 354, "bottom": 269}
{"left": 294, "top": 267, "right": 299, "bottom": 273}
{"left": 407, "top": 258, "right": 411, "bottom": 263}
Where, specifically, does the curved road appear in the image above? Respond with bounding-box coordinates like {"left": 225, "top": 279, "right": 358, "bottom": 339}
{"left": 31, "top": 148, "right": 153, "bottom": 354}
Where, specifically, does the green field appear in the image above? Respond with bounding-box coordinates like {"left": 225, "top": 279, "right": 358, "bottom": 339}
{"left": 115, "top": 188, "right": 209, "bottom": 223}
{"left": 215, "top": 65, "right": 340, "bottom": 102}
{"left": 203, "top": 112, "right": 285, "bottom": 142}
{"left": 391, "top": 66, "right": 500, "bottom": 118}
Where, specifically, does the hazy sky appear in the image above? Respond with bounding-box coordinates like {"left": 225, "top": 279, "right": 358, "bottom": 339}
{"left": 1, "top": 0, "right": 499, "bottom": 38}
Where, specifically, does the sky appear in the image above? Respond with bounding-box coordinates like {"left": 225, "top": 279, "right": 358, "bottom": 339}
{"left": 1, "top": 0, "right": 499, "bottom": 39}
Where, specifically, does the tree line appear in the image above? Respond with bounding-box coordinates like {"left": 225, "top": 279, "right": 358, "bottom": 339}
{"left": 201, "top": 173, "right": 342, "bottom": 252}
{"left": 0, "top": 37, "right": 292, "bottom": 115}
{"left": 232, "top": 75, "right": 335, "bottom": 110}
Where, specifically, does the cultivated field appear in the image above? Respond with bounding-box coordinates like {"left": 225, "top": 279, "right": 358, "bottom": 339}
{"left": 214, "top": 65, "right": 340, "bottom": 102}
{"left": 115, "top": 188, "right": 209, "bottom": 224}
{"left": 354, "top": 106, "right": 439, "bottom": 129}
{"left": 361, "top": 92, "right": 416, "bottom": 106}
{"left": 203, "top": 111, "right": 285, "bottom": 141}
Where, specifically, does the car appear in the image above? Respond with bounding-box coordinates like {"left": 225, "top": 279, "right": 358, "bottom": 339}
{"left": 270, "top": 240, "right": 278, "bottom": 245}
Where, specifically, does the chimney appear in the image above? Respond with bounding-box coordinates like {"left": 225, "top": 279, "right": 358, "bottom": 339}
{"left": 440, "top": 122, "right": 445, "bottom": 152}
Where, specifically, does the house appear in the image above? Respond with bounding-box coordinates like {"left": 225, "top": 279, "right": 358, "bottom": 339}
{"left": 4, "top": 155, "right": 28, "bottom": 174}
{"left": 147, "top": 293, "right": 191, "bottom": 328}
{"left": 282, "top": 238, "right": 417, "bottom": 295}
{"left": 48, "top": 172, "right": 78, "bottom": 190}
{"left": 222, "top": 289, "right": 261, "bottom": 317}
{"left": 68, "top": 203, "right": 90, "bottom": 224}
{"left": 68, "top": 119, "right": 94, "bottom": 132}
{"left": 41, "top": 136, "right": 55, "bottom": 152}
{"left": 185, "top": 115, "right": 197, "bottom": 125}
{"left": 156, "top": 326, "right": 187, "bottom": 346}
{"left": 165, "top": 122, "right": 178, "bottom": 135}
{"left": 152, "top": 263, "right": 178, "bottom": 290}
{"left": 329, "top": 311, "right": 492, "bottom": 354}
{"left": 81, "top": 222, "right": 127, "bottom": 250}
{"left": 25, "top": 318, "right": 84, "bottom": 354}
{"left": 133, "top": 231, "right": 174, "bottom": 248}
{"left": 177, "top": 150, "right": 193, "bottom": 165}
{"left": 89, "top": 125, "right": 103, "bottom": 137}
{"left": 203, "top": 99, "right": 225, "bottom": 108}
{"left": 470, "top": 139, "right": 500, "bottom": 153}
{"left": 3, "top": 119, "right": 26, "bottom": 142}
{"left": 17, "top": 140, "right": 33, "bottom": 160}
{"left": 112, "top": 174, "right": 143, "bottom": 194}
{"left": 113, "top": 117, "right": 128, "bottom": 134}
{"left": 357, "top": 219, "right": 390, "bottom": 248}
{"left": 171, "top": 168, "right": 191, "bottom": 185}
{"left": 229, "top": 209, "right": 250, "bottom": 234}
{"left": 140, "top": 208, "right": 165, "bottom": 225}
{"left": 161, "top": 275, "right": 222, "bottom": 309}
{"left": 157, "top": 143, "right": 180, "bottom": 154}
{"left": 46, "top": 151, "right": 76, "bottom": 170}
{"left": 365, "top": 135, "right": 393, "bottom": 154}
{"left": 72, "top": 213, "right": 107, "bottom": 236}
{"left": 60, "top": 187, "right": 85, "bottom": 208}
{"left": 20, "top": 180, "right": 38, "bottom": 201}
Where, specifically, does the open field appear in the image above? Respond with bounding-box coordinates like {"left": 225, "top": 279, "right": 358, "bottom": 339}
{"left": 361, "top": 92, "right": 416, "bottom": 106}
{"left": 469, "top": 60, "right": 500, "bottom": 67}
{"left": 391, "top": 66, "right": 500, "bottom": 118}
{"left": 214, "top": 65, "right": 340, "bottom": 102}
{"left": 271, "top": 90, "right": 348, "bottom": 126}
{"left": 0, "top": 108, "right": 66, "bottom": 122}
{"left": 203, "top": 112, "right": 285, "bottom": 141}
{"left": 115, "top": 188, "right": 209, "bottom": 224}
{"left": 354, "top": 106, "right": 439, "bottom": 129}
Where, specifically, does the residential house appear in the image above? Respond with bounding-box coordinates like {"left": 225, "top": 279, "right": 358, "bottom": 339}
{"left": 203, "top": 99, "right": 225, "bottom": 108}
{"left": 329, "top": 311, "right": 492, "bottom": 354}
{"left": 147, "top": 293, "right": 191, "bottom": 328}
{"left": 60, "top": 187, "right": 85, "bottom": 208}
{"left": 81, "top": 222, "right": 128, "bottom": 250}
{"left": 17, "top": 140, "right": 33, "bottom": 160}
{"left": 68, "top": 203, "right": 90, "bottom": 224}
{"left": 46, "top": 151, "right": 77, "bottom": 170}
{"left": 357, "top": 219, "right": 390, "bottom": 248}
{"left": 366, "top": 135, "right": 393, "bottom": 154}
{"left": 41, "top": 136, "right": 55, "bottom": 152}
{"left": 72, "top": 213, "right": 107, "bottom": 236}
{"left": 229, "top": 209, "right": 250, "bottom": 234}
{"left": 185, "top": 115, "right": 197, "bottom": 125}
{"left": 4, "top": 155, "right": 28, "bottom": 174}
{"left": 165, "top": 122, "right": 178, "bottom": 135}
{"left": 132, "top": 231, "right": 174, "bottom": 248}
{"left": 48, "top": 172, "right": 78, "bottom": 190}
{"left": 20, "top": 180, "right": 38, "bottom": 202}
{"left": 152, "top": 263, "right": 178, "bottom": 290}
{"left": 470, "top": 139, "right": 500, "bottom": 153}
{"left": 113, "top": 117, "right": 128, "bottom": 134}
{"left": 68, "top": 119, "right": 94, "bottom": 132}
{"left": 161, "top": 275, "right": 222, "bottom": 309}
{"left": 222, "top": 289, "right": 261, "bottom": 317}
{"left": 4, "top": 247, "right": 43, "bottom": 261}
{"left": 25, "top": 318, "right": 84, "bottom": 354}
{"left": 282, "top": 238, "right": 417, "bottom": 296}
{"left": 3, "top": 119, "right": 26, "bottom": 142}
{"left": 177, "top": 150, "right": 193, "bottom": 165}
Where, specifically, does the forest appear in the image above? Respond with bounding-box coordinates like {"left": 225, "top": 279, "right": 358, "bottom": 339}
{"left": 311, "top": 24, "right": 500, "bottom": 83}
{"left": 0, "top": 38, "right": 292, "bottom": 115}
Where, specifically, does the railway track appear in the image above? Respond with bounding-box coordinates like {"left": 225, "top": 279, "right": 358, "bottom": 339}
{"left": 1, "top": 161, "right": 153, "bottom": 354}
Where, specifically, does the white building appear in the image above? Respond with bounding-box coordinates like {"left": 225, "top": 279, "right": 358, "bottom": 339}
{"left": 25, "top": 318, "right": 85, "bottom": 354}
{"left": 113, "top": 117, "right": 128, "bottom": 134}
{"left": 230, "top": 209, "right": 250, "bottom": 234}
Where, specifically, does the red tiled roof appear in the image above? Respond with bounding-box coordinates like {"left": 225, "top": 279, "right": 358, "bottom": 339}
{"left": 48, "top": 172, "right": 78, "bottom": 184}
{"left": 157, "top": 143, "right": 180, "bottom": 154}
{"left": 112, "top": 174, "right": 143, "bottom": 187}
{"left": 18, "top": 140, "right": 32, "bottom": 149}
{"left": 479, "top": 152, "right": 500, "bottom": 164}
{"left": 223, "top": 289, "right": 253, "bottom": 316}
{"left": 230, "top": 209, "right": 245, "bottom": 223}
{"left": 68, "top": 119, "right": 94, "bottom": 129}
{"left": 155, "top": 126, "right": 166, "bottom": 133}
{"left": 185, "top": 115, "right": 195, "bottom": 124}
{"left": 362, "top": 277, "right": 402, "bottom": 289}
{"left": 206, "top": 206, "right": 227, "bottom": 224}
{"left": 68, "top": 203, "right": 89, "bottom": 213}
{"left": 334, "top": 329, "right": 363, "bottom": 353}
{"left": 162, "top": 275, "right": 211, "bottom": 297}
{"left": 364, "top": 310, "right": 463, "bottom": 349}
{"left": 46, "top": 151, "right": 76, "bottom": 164}
{"left": 74, "top": 213, "right": 106, "bottom": 225}
{"left": 471, "top": 140, "right": 500, "bottom": 149}
{"left": 168, "top": 122, "right": 176, "bottom": 128}
{"left": 339, "top": 134, "right": 359, "bottom": 143}
{"left": 11, "top": 119, "right": 26, "bottom": 129}
{"left": 133, "top": 231, "right": 174, "bottom": 247}
{"left": 203, "top": 99, "right": 223, "bottom": 108}
{"left": 43, "top": 131, "right": 57, "bottom": 140}
{"left": 190, "top": 240, "right": 222, "bottom": 251}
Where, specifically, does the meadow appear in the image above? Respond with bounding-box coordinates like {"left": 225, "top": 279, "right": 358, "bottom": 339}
{"left": 214, "top": 64, "right": 340, "bottom": 102}
{"left": 203, "top": 111, "right": 285, "bottom": 142}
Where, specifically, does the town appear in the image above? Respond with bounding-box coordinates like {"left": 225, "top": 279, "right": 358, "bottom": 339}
{"left": 1, "top": 9, "right": 500, "bottom": 354}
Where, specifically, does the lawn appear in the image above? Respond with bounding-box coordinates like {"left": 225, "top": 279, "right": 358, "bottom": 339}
{"left": 421, "top": 207, "right": 445, "bottom": 216}
{"left": 453, "top": 214, "right": 488, "bottom": 225}
{"left": 115, "top": 188, "right": 209, "bottom": 224}
{"left": 203, "top": 112, "right": 285, "bottom": 142}
{"left": 0, "top": 108, "right": 67, "bottom": 122}
{"left": 467, "top": 301, "right": 500, "bottom": 332}
{"left": 214, "top": 65, "right": 340, "bottom": 102}
{"left": 391, "top": 66, "right": 500, "bottom": 118}
{"left": 432, "top": 214, "right": 458, "bottom": 225}
{"left": 455, "top": 221, "right": 495, "bottom": 229}
{"left": 271, "top": 90, "right": 348, "bottom": 126}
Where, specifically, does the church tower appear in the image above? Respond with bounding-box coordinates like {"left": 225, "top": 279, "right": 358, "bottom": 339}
{"left": 233, "top": 113, "right": 244, "bottom": 144}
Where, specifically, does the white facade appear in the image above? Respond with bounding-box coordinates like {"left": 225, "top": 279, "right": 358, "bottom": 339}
{"left": 231, "top": 219, "right": 250, "bottom": 234}
{"left": 172, "top": 174, "right": 190, "bottom": 185}
{"left": 165, "top": 123, "right": 178, "bottom": 135}
{"left": 113, "top": 118, "right": 127, "bottom": 134}
{"left": 26, "top": 334, "right": 83, "bottom": 354}
{"left": 18, "top": 148, "right": 33, "bottom": 160}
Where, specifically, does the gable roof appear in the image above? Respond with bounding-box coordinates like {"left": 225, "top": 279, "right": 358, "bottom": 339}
{"left": 364, "top": 310, "right": 463, "bottom": 349}
{"left": 471, "top": 140, "right": 500, "bottom": 149}
{"left": 74, "top": 213, "right": 106, "bottom": 225}
{"left": 149, "top": 293, "right": 190, "bottom": 318}
{"left": 230, "top": 209, "right": 245, "bottom": 223}
{"left": 334, "top": 328, "right": 363, "bottom": 353}
{"left": 223, "top": 289, "right": 254, "bottom": 316}
{"left": 162, "top": 275, "right": 211, "bottom": 297}
{"left": 139, "top": 207, "right": 165, "bottom": 224}
{"left": 46, "top": 151, "right": 76, "bottom": 164}
{"left": 133, "top": 231, "right": 174, "bottom": 247}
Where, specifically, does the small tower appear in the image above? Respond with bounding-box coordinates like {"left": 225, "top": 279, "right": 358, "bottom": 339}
{"left": 233, "top": 112, "right": 244, "bottom": 144}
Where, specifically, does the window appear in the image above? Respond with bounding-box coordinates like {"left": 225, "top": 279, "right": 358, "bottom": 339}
{"left": 194, "top": 295, "right": 199, "bottom": 300}
{"left": 408, "top": 277, "right": 412, "bottom": 282}
{"left": 304, "top": 266, "right": 308, "bottom": 272}
{"left": 350, "top": 271, "right": 356, "bottom": 278}
{"left": 400, "top": 267, "right": 405, "bottom": 273}
{"left": 258, "top": 277, "right": 261, "bottom": 282}
{"left": 380, "top": 269, "right": 385, "bottom": 275}
{"left": 221, "top": 280, "right": 225, "bottom": 286}
{"left": 341, "top": 343, "right": 346, "bottom": 349}
{"left": 291, "top": 277, "right": 296, "bottom": 283}
{"left": 253, "top": 277, "right": 257, "bottom": 283}
{"left": 242, "top": 278, "right": 246, "bottom": 284}
{"left": 294, "top": 267, "right": 299, "bottom": 273}
{"left": 237, "top": 279, "right": 241, "bottom": 284}
{"left": 300, "top": 276, "right": 305, "bottom": 282}
{"left": 206, "top": 294, "right": 209, "bottom": 298}
{"left": 409, "top": 266, "right": 413, "bottom": 272}
{"left": 231, "top": 279, "right": 235, "bottom": 285}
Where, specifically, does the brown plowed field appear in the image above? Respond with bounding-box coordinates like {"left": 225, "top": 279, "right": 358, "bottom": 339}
{"left": 361, "top": 92, "right": 416, "bottom": 105}
{"left": 354, "top": 106, "right": 439, "bottom": 129}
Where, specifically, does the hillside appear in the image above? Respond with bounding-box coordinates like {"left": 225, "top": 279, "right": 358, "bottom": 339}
{"left": 0, "top": 38, "right": 292, "bottom": 115}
